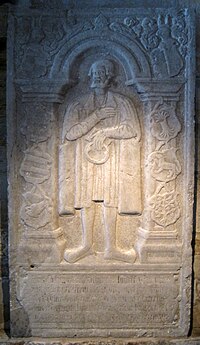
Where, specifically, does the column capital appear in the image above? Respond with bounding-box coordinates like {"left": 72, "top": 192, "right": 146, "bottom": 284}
{"left": 127, "top": 78, "right": 185, "bottom": 102}
{"left": 15, "top": 78, "right": 72, "bottom": 103}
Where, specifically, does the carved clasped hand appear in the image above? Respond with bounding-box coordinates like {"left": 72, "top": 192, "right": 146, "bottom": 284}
{"left": 85, "top": 129, "right": 112, "bottom": 165}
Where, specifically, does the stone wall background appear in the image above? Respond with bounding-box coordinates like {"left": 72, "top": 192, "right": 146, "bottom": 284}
{"left": 0, "top": 3, "right": 9, "bottom": 336}
{"left": 192, "top": 0, "right": 200, "bottom": 336}
{"left": 0, "top": 0, "right": 200, "bottom": 339}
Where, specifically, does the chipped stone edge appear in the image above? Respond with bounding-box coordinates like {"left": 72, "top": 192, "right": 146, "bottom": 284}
{"left": 0, "top": 337, "right": 200, "bottom": 345}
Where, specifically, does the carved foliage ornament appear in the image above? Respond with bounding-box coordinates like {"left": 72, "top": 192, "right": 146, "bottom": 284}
{"left": 15, "top": 11, "right": 188, "bottom": 79}
{"left": 105, "top": 11, "right": 187, "bottom": 77}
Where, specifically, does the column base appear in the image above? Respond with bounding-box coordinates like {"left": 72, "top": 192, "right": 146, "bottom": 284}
{"left": 135, "top": 227, "right": 182, "bottom": 264}
{"left": 17, "top": 227, "right": 66, "bottom": 265}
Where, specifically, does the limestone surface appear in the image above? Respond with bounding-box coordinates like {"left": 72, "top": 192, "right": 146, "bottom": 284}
{"left": 7, "top": 2, "right": 195, "bottom": 338}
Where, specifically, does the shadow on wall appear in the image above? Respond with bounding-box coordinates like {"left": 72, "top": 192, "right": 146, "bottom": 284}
{"left": 0, "top": 33, "right": 10, "bottom": 335}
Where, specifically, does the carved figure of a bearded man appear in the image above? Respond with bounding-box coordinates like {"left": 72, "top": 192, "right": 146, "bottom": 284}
{"left": 59, "top": 59, "right": 141, "bottom": 263}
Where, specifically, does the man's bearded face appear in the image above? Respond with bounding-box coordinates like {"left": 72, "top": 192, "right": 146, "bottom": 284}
{"left": 90, "top": 65, "right": 110, "bottom": 89}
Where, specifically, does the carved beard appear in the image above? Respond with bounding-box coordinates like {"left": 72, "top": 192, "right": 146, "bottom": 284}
{"left": 90, "top": 77, "right": 110, "bottom": 89}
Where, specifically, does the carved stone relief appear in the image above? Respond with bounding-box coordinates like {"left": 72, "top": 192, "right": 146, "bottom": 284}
{"left": 109, "top": 11, "right": 187, "bottom": 78}
{"left": 139, "top": 100, "right": 182, "bottom": 233}
{"left": 20, "top": 144, "right": 52, "bottom": 184}
{"left": 21, "top": 185, "right": 52, "bottom": 229}
{"left": 15, "top": 14, "right": 94, "bottom": 79}
{"left": 20, "top": 143, "right": 52, "bottom": 230}
{"left": 8, "top": 4, "right": 194, "bottom": 338}
{"left": 135, "top": 97, "right": 183, "bottom": 270}
{"left": 59, "top": 59, "right": 141, "bottom": 263}
{"left": 149, "top": 189, "right": 181, "bottom": 227}
{"left": 150, "top": 102, "right": 181, "bottom": 144}
{"left": 15, "top": 16, "right": 67, "bottom": 78}
{"left": 148, "top": 148, "right": 181, "bottom": 182}
{"left": 20, "top": 103, "right": 52, "bottom": 142}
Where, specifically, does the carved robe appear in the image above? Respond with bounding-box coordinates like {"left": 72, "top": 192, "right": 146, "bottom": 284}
{"left": 59, "top": 90, "right": 142, "bottom": 215}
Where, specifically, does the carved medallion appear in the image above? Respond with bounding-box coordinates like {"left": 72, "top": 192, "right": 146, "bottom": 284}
{"left": 149, "top": 189, "right": 181, "bottom": 227}
{"left": 148, "top": 148, "right": 181, "bottom": 182}
{"left": 150, "top": 102, "right": 181, "bottom": 142}
{"left": 21, "top": 186, "right": 52, "bottom": 229}
{"left": 20, "top": 144, "right": 52, "bottom": 184}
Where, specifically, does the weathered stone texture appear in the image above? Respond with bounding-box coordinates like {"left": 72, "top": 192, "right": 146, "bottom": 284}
{"left": 0, "top": 338, "right": 200, "bottom": 345}
{"left": 193, "top": 9, "right": 200, "bottom": 334}
{"left": 0, "top": 4, "right": 9, "bottom": 335}
{"left": 193, "top": 82, "right": 200, "bottom": 335}
{"left": 6, "top": 0, "right": 195, "bottom": 339}
{"left": 0, "top": 0, "right": 200, "bottom": 342}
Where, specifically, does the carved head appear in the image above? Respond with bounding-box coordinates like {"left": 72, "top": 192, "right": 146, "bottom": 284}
{"left": 88, "top": 59, "right": 114, "bottom": 89}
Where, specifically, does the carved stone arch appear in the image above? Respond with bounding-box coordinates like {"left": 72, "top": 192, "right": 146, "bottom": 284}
{"left": 50, "top": 33, "right": 152, "bottom": 83}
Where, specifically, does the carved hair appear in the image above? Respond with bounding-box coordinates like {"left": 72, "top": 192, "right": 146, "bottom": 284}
{"left": 88, "top": 59, "right": 115, "bottom": 78}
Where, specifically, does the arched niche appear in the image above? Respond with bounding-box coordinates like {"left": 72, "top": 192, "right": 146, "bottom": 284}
{"left": 57, "top": 45, "right": 144, "bottom": 126}
{"left": 50, "top": 31, "right": 152, "bottom": 85}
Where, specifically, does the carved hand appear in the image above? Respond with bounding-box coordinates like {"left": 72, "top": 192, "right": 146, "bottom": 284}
{"left": 93, "top": 130, "right": 107, "bottom": 150}
{"left": 96, "top": 107, "right": 116, "bottom": 120}
{"left": 66, "top": 108, "right": 115, "bottom": 141}
{"left": 86, "top": 129, "right": 111, "bottom": 149}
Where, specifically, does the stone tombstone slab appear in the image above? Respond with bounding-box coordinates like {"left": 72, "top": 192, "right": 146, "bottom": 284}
{"left": 8, "top": 2, "right": 195, "bottom": 338}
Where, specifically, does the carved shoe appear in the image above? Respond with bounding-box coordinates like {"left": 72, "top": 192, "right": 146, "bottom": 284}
{"left": 64, "top": 245, "right": 93, "bottom": 263}
{"left": 104, "top": 248, "right": 137, "bottom": 263}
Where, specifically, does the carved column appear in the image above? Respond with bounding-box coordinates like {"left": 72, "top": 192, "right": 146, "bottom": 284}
{"left": 134, "top": 80, "right": 183, "bottom": 263}
{"left": 16, "top": 81, "right": 66, "bottom": 265}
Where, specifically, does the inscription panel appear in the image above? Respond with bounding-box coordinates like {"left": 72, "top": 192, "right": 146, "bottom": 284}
{"left": 20, "top": 270, "right": 180, "bottom": 337}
